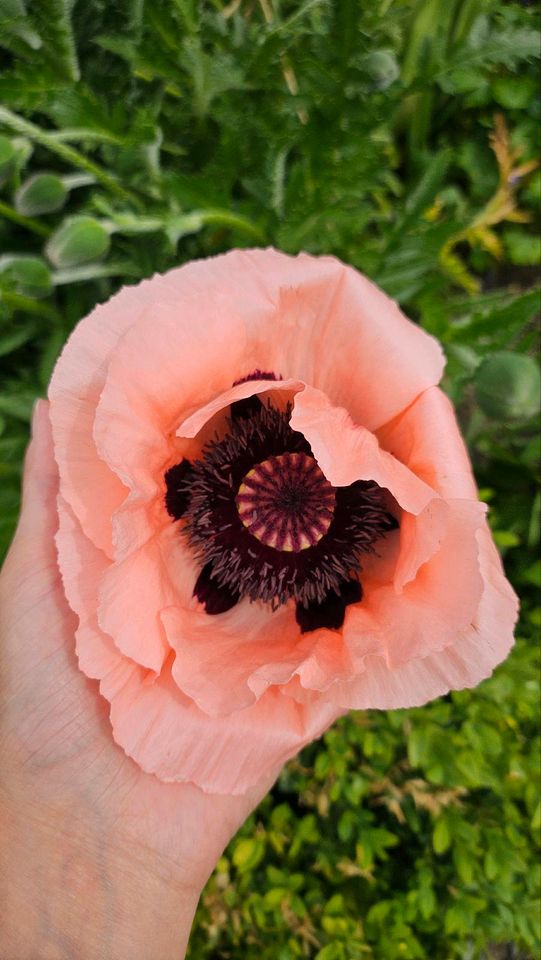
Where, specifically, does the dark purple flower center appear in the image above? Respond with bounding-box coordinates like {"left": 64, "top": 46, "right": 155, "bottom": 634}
{"left": 165, "top": 379, "right": 397, "bottom": 633}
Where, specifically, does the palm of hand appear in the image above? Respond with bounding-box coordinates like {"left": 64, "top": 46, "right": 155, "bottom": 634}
{"left": 0, "top": 402, "right": 275, "bottom": 896}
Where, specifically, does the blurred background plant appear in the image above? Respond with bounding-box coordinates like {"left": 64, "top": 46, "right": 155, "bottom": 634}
{"left": 0, "top": 0, "right": 539, "bottom": 957}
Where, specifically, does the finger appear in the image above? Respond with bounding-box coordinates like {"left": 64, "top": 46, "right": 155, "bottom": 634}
{"left": 16, "top": 399, "right": 58, "bottom": 544}
{"left": 1, "top": 399, "right": 76, "bottom": 662}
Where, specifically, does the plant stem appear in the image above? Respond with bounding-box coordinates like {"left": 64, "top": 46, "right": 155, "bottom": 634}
{"left": 0, "top": 107, "right": 137, "bottom": 204}
{"left": 0, "top": 291, "right": 60, "bottom": 320}
{"left": 0, "top": 199, "right": 51, "bottom": 238}
{"left": 199, "top": 209, "right": 266, "bottom": 242}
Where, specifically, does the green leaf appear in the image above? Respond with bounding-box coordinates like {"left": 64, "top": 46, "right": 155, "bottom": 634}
{"left": 454, "top": 846, "right": 476, "bottom": 885}
{"left": 493, "top": 74, "right": 537, "bottom": 109}
{"left": 315, "top": 944, "right": 345, "bottom": 960}
{"left": 31, "top": 0, "right": 80, "bottom": 82}
{"left": 417, "top": 885, "right": 436, "bottom": 920}
{"left": 0, "top": 0, "right": 41, "bottom": 50}
{"left": 0, "top": 391, "right": 36, "bottom": 421}
{"left": 0, "top": 324, "right": 34, "bottom": 356}
{"left": 503, "top": 229, "right": 541, "bottom": 267}
{"left": 387, "top": 149, "right": 451, "bottom": 242}
{"left": 450, "top": 289, "right": 541, "bottom": 346}
{"left": 232, "top": 837, "right": 266, "bottom": 874}
{"left": 433, "top": 819, "right": 451, "bottom": 855}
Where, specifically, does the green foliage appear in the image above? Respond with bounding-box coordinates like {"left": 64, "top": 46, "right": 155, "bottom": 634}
{"left": 0, "top": 0, "right": 539, "bottom": 957}
{"left": 474, "top": 352, "right": 540, "bottom": 421}
{"left": 190, "top": 623, "right": 540, "bottom": 959}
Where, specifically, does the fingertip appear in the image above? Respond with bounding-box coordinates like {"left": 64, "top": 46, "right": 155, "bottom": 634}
{"left": 30, "top": 397, "right": 51, "bottom": 444}
{"left": 21, "top": 397, "right": 57, "bottom": 526}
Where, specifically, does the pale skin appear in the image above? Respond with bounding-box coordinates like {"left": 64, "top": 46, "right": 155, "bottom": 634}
{"left": 0, "top": 401, "right": 280, "bottom": 960}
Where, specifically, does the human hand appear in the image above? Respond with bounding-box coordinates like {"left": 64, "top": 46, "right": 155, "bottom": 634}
{"left": 0, "top": 400, "right": 279, "bottom": 960}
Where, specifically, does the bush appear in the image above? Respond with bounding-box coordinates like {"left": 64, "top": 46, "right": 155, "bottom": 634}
{"left": 0, "top": 1, "right": 539, "bottom": 956}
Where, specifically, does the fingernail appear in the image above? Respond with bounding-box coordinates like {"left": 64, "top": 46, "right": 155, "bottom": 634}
{"left": 31, "top": 398, "right": 45, "bottom": 437}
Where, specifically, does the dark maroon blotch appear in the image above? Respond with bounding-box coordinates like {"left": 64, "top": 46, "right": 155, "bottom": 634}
{"left": 164, "top": 459, "right": 193, "bottom": 520}
{"left": 295, "top": 579, "right": 362, "bottom": 633}
{"left": 194, "top": 563, "right": 241, "bottom": 615}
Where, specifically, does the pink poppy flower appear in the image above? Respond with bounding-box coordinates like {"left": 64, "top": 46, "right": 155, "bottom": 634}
{"left": 49, "top": 248, "right": 518, "bottom": 794}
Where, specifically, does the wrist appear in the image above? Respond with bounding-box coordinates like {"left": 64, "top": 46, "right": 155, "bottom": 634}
{"left": 0, "top": 784, "right": 201, "bottom": 960}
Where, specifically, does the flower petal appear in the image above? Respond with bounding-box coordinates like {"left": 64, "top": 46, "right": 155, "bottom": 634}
{"left": 93, "top": 293, "right": 259, "bottom": 497}
{"left": 56, "top": 496, "right": 120, "bottom": 680}
{"left": 163, "top": 599, "right": 312, "bottom": 717}
{"left": 393, "top": 499, "right": 451, "bottom": 593}
{"left": 327, "top": 520, "right": 518, "bottom": 710}
{"left": 364, "top": 499, "right": 487, "bottom": 667}
{"left": 49, "top": 276, "right": 181, "bottom": 556}
{"left": 219, "top": 249, "right": 445, "bottom": 430}
{"left": 377, "top": 386, "right": 477, "bottom": 499}
{"left": 177, "top": 377, "right": 303, "bottom": 439}
{"left": 97, "top": 535, "right": 176, "bottom": 673}
{"left": 108, "top": 666, "right": 342, "bottom": 794}
{"left": 289, "top": 384, "right": 438, "bottom": 513}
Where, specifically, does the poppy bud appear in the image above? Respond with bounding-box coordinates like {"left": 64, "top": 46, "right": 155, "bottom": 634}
{"left": 45, "top": 216, "right": 110, "bottom": 268}
{"left": 15, "top": 173, "right": 68, "bottom": 216}
{"left": 0, "top": 255, "right": 52, "bottom": 299}
{"left": 475, "top": 351, "right": 540, "bottom": 421}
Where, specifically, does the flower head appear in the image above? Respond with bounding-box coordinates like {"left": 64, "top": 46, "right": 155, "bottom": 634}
{"left": 49, "top": 249, "right": 518, "bottom": 794}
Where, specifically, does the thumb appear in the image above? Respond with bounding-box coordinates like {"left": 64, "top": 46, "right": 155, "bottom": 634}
{"left": 1, "top": 399, "right": 59, "bottom": 583}
{"left": 14, "top": 399, "right": 58, "bottom": 545}
{"left": 1, "top": 399, "right": 76, "bottom": 662}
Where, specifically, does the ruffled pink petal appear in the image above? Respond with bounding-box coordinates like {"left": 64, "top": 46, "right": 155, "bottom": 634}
{"left": 346, "top": 499, "right": 487, "bottom": 669}
{"left": 92, "top": 292, "right": 258, "bottom": 498}
{"left": 107, "top": 666, "right": 342, "bottom": 794}
{"left": 289, "top": 385, "right": 438, "bottom": 513}
{"left": 294, "top": 628, "right": 378, "bottom": 692}
{"left": 177, "top": 377, "right": 303, "bottom": 439}
{"left": 213, "top": 249, "right": 445, "bottom": 430}
{"left": 96, "top": 535, "right": 178, "bottom": 673}
{"left": 110, "top": 494, "right": 160, "bottom": 560}
{"left": 58, "top": 493, "right": 183, "bottom": 676}
{"left": 377, "top": 386, "right": 477, "bottom": 499}
{"left": 375, "top": 387, "right": 479, "bottom": 591}
{"left": 48, "top": 252, "right": 279, "bottom": 556}
{"left": 49, "top": 277, "right": 181, "bottom": 555}
{"left": 393, "top": 499, "right": 451, "bottom": 593}
{"left": 56, "top": 496, "right": 119, "bottom": 680}
{"left": 163, "top": 600, "right": 312, "bottom": 716}
{"left": 324, "top": 520, "right": 518, "bottom": 710}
